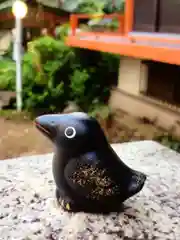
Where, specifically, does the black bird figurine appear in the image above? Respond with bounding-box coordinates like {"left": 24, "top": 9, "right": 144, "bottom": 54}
{"left": 35, "top": 112, "right": 146, "bottom": 213}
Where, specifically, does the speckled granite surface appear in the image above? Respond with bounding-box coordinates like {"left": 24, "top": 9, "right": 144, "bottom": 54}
{"left": 0, "top": 141, "right": 180, "bottom": 240}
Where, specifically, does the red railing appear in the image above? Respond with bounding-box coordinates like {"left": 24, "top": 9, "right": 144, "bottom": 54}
{"left": 68, "top": 13, "right": 180, "bottom": 47}
{"left": 69, "top": 13, "right": 125, "bottom": 36}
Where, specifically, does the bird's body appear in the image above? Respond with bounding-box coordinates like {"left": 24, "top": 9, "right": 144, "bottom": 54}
{"left": 35, "top": 112, "right": 146, "bottom": 213}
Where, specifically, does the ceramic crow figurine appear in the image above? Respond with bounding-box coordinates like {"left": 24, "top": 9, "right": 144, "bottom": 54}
{"left": 35, "top": 112, "right": 146, "bottom": 213}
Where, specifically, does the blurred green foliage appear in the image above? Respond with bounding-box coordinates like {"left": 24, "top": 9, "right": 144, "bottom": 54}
{"left": 0, "top": 26, "right": 120, "bottom": 114}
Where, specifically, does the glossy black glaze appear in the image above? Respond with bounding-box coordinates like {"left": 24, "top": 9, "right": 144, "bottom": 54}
{"left": 35, "top": 112, "right": 146, "bottom": 213}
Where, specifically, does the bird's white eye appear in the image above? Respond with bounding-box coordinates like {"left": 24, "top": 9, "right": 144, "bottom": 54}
{"left": 64, "top": 126, "right": 76, "bottom": 139}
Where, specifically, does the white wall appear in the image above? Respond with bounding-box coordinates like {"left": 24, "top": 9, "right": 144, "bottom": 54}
{"left": 110, "top": 56, "right": 180, "bottom": 135}
{"left": 117, "top": 57, "right": 148, "bottom": 96}
{"left": 0, "top": 30, "right": 11, "bottom": 55}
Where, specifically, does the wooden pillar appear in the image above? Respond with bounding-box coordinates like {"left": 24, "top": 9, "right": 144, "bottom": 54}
{"left": 124, "top": 0, "right": 134, "bottom": 35}
{"left": 70, "top": 14, "right": 78, "bottom": 36}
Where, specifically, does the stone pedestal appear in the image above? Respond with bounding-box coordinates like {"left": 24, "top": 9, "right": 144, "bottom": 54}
{"left": 0, "top": 141, "right": 179, "bottom": 239}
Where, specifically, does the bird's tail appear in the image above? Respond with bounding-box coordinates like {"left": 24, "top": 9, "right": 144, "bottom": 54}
{"left": 126, "top": 170, "right": 147, "bottom": 198}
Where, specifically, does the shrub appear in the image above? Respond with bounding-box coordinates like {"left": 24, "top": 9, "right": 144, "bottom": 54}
{"left": 0, "top": 59, "right": 16, "bottom": 90}
{"left": 21, "top": 36, "right": 75, "bottom": 113}
{"left": 70, "top": 69, "right": 90, "bottom": 110}
{"left": 0, "top": 32, "right": 120, "bottom": 114}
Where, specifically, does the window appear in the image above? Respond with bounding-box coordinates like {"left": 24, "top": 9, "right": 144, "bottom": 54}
{"left": 146, "top": 62, "right": 180, "bottom": 106}
{"left": 133, "top": 0, "right": 180, "bottom": 34}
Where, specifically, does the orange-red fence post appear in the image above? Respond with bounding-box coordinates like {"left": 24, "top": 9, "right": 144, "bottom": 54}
{"left": 124, "top": 0, "right": 134, "bottom": 35}
{"left": 70, "top": 14, "right": 78, "bottom": 36}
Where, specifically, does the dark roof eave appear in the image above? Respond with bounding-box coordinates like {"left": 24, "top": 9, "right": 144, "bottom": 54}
{"left": 0, "top": 0, "right": 72, "bottom": 15}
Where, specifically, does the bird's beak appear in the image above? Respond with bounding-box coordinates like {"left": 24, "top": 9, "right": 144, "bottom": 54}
{"left": 35, "top": 120, "right": 51, "bottom": 137}
{"left": 34, "top": 114, "right": 57, "bottom": 141}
